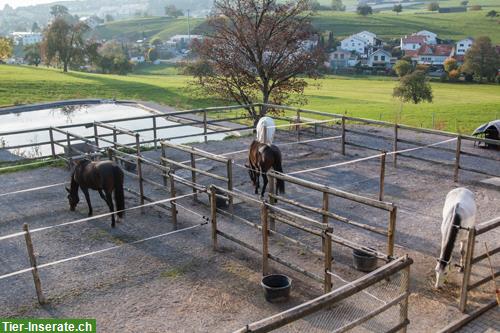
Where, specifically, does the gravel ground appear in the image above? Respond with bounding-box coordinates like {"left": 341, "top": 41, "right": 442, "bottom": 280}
{"left": 0, "top": 124, "right": 498, "bottom": 332}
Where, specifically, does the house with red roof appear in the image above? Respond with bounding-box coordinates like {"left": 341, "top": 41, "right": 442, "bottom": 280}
{"left": 415, "top": 44, "right": 454, "bottom": 66}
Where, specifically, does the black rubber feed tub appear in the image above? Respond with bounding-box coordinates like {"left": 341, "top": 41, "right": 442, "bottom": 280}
{"left": 261, "top": 274, "right": 292, "bottom": 303}
{"left": 352, "top": 248, "right": 378, "bottom": 272}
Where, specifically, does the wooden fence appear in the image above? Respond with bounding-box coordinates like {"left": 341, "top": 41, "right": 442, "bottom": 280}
{"left": 209, "top": 185, "right": 333, "bottom": 292}
{"left": 234, "top": 256, "right": 413, "bottom": 333}
{"left": 459, "top": 216, "right": 500, "bottom": 313}
{"left": 267, "top": 170, "right": 397, "bottom": 259}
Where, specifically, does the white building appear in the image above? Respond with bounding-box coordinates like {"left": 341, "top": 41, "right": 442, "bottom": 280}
{"left": 455, "top": 37, "right": 474, "bottom": 55}
{"left": 367, "top": 49, "right": 392, "bottom": 68}
{"left": 415, "top": 30, "right": 437, "bottom": 45}
{"left": 340, "top": 35, "right": 369, "bottom": 54}
{"left": 353, "top": 31, "right": 377, "bottom": 46}
{"left": 168, "top": 35, "right": 202, "bottom": 45}
{"left": 400, "top": 35, "right": 427, "bottom": 51}
{"left": 10, "top": 32, "right": 42, "bottom": 46}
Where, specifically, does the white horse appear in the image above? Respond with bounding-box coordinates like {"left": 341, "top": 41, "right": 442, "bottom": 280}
{"left": 256, "top": 116, "right": 275, "bottom": 145}
{"left": 435, "top": 187, "right": 477, "bottom": 288}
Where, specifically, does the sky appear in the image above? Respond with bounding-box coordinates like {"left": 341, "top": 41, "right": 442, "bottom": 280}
{"left": 0, "top": 0, "right": 58, "bottom": 8}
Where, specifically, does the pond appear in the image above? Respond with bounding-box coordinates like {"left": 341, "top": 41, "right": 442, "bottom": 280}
{"left": 0, "top": 103, "right": 226, "bottom": 160}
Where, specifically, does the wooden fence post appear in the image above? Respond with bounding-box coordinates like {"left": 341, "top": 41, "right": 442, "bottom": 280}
{"left": 387, "top": 207, "right": 397, "bottom": 258}
{"left": 169, "top": 171, "right": 178, "bottom": 229}
{"left": 190, "top": 152, "right": 198, "bottom": 202}
{"left": 322, "top": 192, "right": 329, "bottom": 252}
{"left": 296, "top": 109, "right": 301, "bottom": 142}
{"left": 459, "top": 228, "right": 476, "bottom": 313}
{"left": 203, "top": 110, "right": 208, "bottom": 144}
{"left": 112, "top": 127, "right": 117, "bottom": 149}
{"left": 210, "top": 186, "right": 217, "bottom": 250}
{"left": 341, "top": 116, "right": 346, "bottom": 155}
{"left": 161, "top": 142, "right": 168, "bottom": 187}
{"left": 393, "top": 124, "right": 398, "bottom": 168}
{"left": 324, "top": 227, "right": 333, "bottom": 293}
{"left": 227, "top": 159, "right": 234, "bottom": 214}
{"left": 454, "top": 136, "right": 461, "bottom": 183}
{"left": 379, "top": 151, "right": 387, "bottom": 201}
{"left": 261, "top": 203, "right": 269, "bottom": 276}
{"left": 93, "top": 123, "right": 99, "bottom": 148}
{"left": 107, "top": 147, "right": 113, "bottom": 161}
{"left": 268, "top": 173, "right": 276, "bottom": 231}
{"left": 66, "top": 132, "right": 72, "bottom": 168}
{"left": 23, "top": 224, "right": 46, "bottom": 305}
{"left": 152, "top": 117, "right": 157, "bottom": 150}
{"left": 135, "top": 134, "right": 144, "bottom": 207}
{"left": 49, "top": 128, "right": 56, "bottom": 159}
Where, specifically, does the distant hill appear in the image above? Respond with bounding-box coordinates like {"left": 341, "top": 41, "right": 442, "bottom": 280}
{"left": 0, "top": 0, "right": 211, "bottom": 35}
{"left": 92, "top": 16, "right": 205, "bottom": 42}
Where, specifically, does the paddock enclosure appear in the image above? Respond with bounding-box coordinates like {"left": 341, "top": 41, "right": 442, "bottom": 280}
{"left": 0, "top": 102, "right": 499, "bottom": 332}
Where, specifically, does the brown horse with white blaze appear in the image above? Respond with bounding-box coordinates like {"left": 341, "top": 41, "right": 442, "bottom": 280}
{"left": 66, "top": 159, "right": 125, "bottom": 228}
{"left": 246, "top": 140, "right": 285, "bottom": 198}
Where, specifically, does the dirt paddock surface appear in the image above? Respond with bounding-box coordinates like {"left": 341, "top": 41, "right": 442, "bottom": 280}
{"left": 0, "top": 125, "right": 499, "bottom": 332}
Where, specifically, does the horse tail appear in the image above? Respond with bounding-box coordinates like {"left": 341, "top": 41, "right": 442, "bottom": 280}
{"left": 114, "top": 166, "right": 125, "bottom": 218}
{"left": 273, "top": 150, "right": 285, "bottom": 194}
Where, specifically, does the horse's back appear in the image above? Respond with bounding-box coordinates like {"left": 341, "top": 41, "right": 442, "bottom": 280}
{"left": 256, "top": 117, "right": 275, "bottom": 145}
{"left": 443, "top": 187, "right": 476, "bottom": 229}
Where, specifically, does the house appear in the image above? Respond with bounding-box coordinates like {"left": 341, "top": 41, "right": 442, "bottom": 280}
{"left": 340, "top": 35, "right": 369, "bottom": 54}
{"left": 400, "top": 35, "right": 427, "bottom": 52}
{"left": 9, "top": 32, "right": 42, "bottom": 46}
{"left": 329, "top": 49, "right": 352, "bottom": 69}
{"left": 353, "top": 31, "right": 377, "bottom": 46}
{"left": 415, "top": 44, "right": 454, "bottom": 66}
{"left": 439, "top": 7, "right": 466, "bottom": 13}
{"left": 415, "top": 30, "right": 437, "bottom": 44}
{"left": 79, "top": 16, "right": 103, "bottom": 29}
{"left": 455, "top": 37, "right": 474, "bottom": 56}
{"left": 367, "top": 49, "right": 392, "bottom": 68}
{"left": 130, "top": 55, "right": 145, "bottom": 63}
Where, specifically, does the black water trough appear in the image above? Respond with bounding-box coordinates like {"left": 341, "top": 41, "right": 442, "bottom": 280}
{"left": 261, "top": 274, "right": 292, "bottom": 303}
{"left": 352, "top": 248, "right": 378, "bottom": 272}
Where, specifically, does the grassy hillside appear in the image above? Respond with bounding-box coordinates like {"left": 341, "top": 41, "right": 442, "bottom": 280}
{"left": 0, "top": 65, "right": 499, "bottom": 133}
{"left": 93, "top": 16, "right": 204, "bottom": 41}
{"left": 312, "top": 9, "right": 500, "bottom": 42}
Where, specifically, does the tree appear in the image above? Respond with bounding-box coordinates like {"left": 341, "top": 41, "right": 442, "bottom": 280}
{"left": 393, "top": 4, "right": 402, "bottom": 15}
{"left": 460, "top": 0, "right": 468, "bottom": 5}
{"left": 443, "top": 57, "right": 458, "bottom": 73}
{"left": 393, "top": 59, "right": 412, "bottom": 77}
{"left": 24, "top": 43, "right": 42, "bottom": 66}
{"left": 0, "top": 37, "right": 13, "bottom": 61}
{"left": 462, "top": 36, "right": 499, "bottom": 82}
{"left": 42, "top": 17, "right": 89, "bottom": 72}
{"left": 393, "top": 70, "right": 433, "bottom": 104}
{"left": 150, "top": 37, "right": 163, "bottom": 47}
{"left": 186, "top": 0, "right": 324, "bottom": 123}
{"left": 98, "top": 40, "right": 133, "bottom": 75}
{"left": 165, "top": 5, "right": 183, "bottom": 18}
{"left": 50, "top": 5, "right": 69, "bottom": 17}
{"left": 32, "top": 22, "right": 40, "bottom": 32}
{"left": 357, "top": 4, "right": 373, "bottom": 16}
{"left": 105, "top": 14, "right": 114, "bottom": 22}
{"left": 427, "top": 2, "right": 439, "bottom": 11}
{"left": 326, "top": 31, "right": 337, "bottom": 51}
{"left": 486, "top": 10, "right": 498, "bottom": 19}
{"left": 331, "top": 0, "right": 345, "bottom": 11}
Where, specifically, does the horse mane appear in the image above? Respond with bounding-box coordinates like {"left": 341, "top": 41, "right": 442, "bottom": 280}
{"left": 438, "top": 204, "right": 461, "bottom": 270}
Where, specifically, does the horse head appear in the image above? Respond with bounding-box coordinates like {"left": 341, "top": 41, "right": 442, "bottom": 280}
{"left": 66, "top": 186, "right": 79, "bottom": 211}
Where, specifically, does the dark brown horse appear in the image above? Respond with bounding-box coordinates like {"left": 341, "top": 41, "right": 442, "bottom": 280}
{"left": 246, "top": 140, "right": 285, "bottom": 198}
{"left": 66, "top": 159, "right": 125, "bottom": 228}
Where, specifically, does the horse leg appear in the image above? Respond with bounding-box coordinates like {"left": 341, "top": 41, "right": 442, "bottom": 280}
{"left": 255, "top": 170, "right": 260, "bottom": 195}
{"left": 81, "top": 187, "right": 93, "bottom": 217}
{"left": 105, "top": 190, "right": 116, "bottom": 228}
{"left": 261, "top": 172, "right": 268, "bottom": 199}
{"left": 98, "top": 189, "right": 107, "bottom": 201}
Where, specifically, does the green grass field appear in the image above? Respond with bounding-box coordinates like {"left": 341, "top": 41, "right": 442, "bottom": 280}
{"left": 0, "top": 65, "right": 499, "bottom": 133}
{"left": 312, "top": 8, "right": 500, "bottom": 42}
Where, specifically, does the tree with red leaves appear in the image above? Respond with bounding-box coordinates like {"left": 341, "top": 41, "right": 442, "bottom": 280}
{"left": 186, "top": 0, "right": 325, "bottom": 122}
